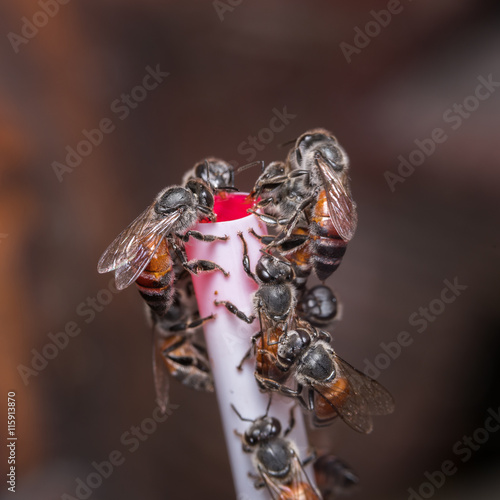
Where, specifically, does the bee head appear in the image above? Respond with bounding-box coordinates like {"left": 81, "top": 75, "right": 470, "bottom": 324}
{"left": 193, "top": 158, "right": 235, "bottom": 190}
{"left": 277, "top": 328, "right": 311, "bottom": 364}
{"left": 244, "top": 416, "right": 281, "bottom": 446}
{"left": 185, "top": 178, "right": 216, "bottom": 220}
{"left": 256, "top": 253, "right": 294, "bottom": 284}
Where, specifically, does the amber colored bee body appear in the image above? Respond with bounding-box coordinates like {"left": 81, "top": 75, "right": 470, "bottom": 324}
{"left": 255, "top": 322, "right": 394, "bottom": 433}
{"left": 135, "top": 239, "right": 175, "bottom": 317}
{"left": 312, "top": 377, "right": 349, "bottom": 426}
{"left": 309, "top": 189, "right": 347, "bottom": 282}
{"left": 255, "top": 325, "right": 289, "bottom": 386}
{"left": 271, "top": 481, "right": 320, "bottom": 500}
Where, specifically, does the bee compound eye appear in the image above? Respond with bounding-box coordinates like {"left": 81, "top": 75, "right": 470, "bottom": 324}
{"left": 295, "top": 147, "right": 303, "bottom": 165}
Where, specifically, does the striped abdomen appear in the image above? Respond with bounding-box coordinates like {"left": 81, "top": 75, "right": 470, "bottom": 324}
{"left": 135, "top": 239, "right": 175, "bottom": 316}
{"left": 310, "top": 190, "right": 347, "bottom": 282}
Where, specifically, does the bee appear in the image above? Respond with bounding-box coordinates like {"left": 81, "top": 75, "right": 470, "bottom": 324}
{"left": 314, "top": 454, "right": 359, "bottom": 499}
{"left": 182, "top": 157, "right": 236, "bottom": 194}
{"left": 249, "top": 129, "right": 357, "bottom": 282}
{"left": 296, "top": 285, "right": 339, "bottom": 328}
{"left": 149, "top": 266, "right": 215, "bottom": 412}
{"left": 246, "top": 228, "right": 340, "bottom": 327}
{"left": 214, "top": 233, "right": 297, "bottom": 328}
{"left": 232, "top": 403, "right": 321, "bottom": 499}
{"left": 255, "top": 321, "right": 394, "bottom": 432}
{"left": 97, "top": 178, "right": 229, "bottom": 317}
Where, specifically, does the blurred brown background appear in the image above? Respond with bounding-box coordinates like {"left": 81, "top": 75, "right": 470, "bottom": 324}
{"left": 1, "top": 1, "right": 499, "bottom": 499}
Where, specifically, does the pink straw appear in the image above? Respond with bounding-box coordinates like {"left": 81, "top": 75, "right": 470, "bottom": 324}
{"left": 185, "top": 192, "right": 316, "bottom": 499}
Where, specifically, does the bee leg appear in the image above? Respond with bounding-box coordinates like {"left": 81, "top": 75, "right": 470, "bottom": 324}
{"left": 186, "top": 259, "right": 230, "bottom": 277}
{"left": 283, "top": 406, "right": 296, "bottom": 436}
{"left": 237, "top": 232, "right": 258, "bottom": 282}
{"left": 254, "top": 374, "right": 302, "bottom": 398}
{"left": 247, "top": 210, "right": 282, "bottom": 229}
{"left": 178, "top": 230, "right": 229, "bottom": 242}
{"left": 237, "top": 331, "right": 261, "bottom": 371}
{"left": 249, "top": 472, "right": 265, "bottom": 489}
{"left": 168, "top": 314, "right": 216, "bottom": 333}
{"left": 272, "top": 195, "right": 316, "bottom": 245}
{"left": 248, "top": 228, "right": 275, "bottom": 246}
{"left": 214, "top": 300, "right": 256, "bottom": 324}
{"left": 302, "top": 448, "right": 317, "bottom": 467}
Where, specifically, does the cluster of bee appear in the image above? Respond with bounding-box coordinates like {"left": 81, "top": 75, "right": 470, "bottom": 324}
{"left": 98, "top": 129, "right": 394, "bottom": 499}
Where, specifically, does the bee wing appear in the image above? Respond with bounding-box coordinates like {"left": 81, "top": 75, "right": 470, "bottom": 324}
{"left": 97, "top": 204, "right": 181, "bottom": 290}
{"left": 260, "top": 449, "right": 321, "bottom": 500}
{"left": 152, "top": 327, "right": 170, "bottom": 414}
{"left": 313, "top": 355, "right": 395, "bottom": 434}
{"left": 315, "top": 156, "right": 357, "bottom": 242}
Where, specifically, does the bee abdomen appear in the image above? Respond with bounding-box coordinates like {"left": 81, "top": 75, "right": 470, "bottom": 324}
{"left": 310, "top": 222, "right": 347, "bottom": 281}
{"left": 135, "top": 240, "right": 175, "bottom": 316}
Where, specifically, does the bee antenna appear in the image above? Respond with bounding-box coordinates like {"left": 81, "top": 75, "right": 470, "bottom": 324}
{"left": 278, "top": 137, "right": 297, "bottom": 148}
{"left": 231, "top": 404, "right": 254, "bottom": 423}
{"left": 263, "top": 394, "right": 273, "bottom": 418}
{"left": 237, "top": 160, "right": 264, "bottom": 173}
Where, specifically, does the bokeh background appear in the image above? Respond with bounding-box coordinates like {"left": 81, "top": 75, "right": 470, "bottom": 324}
{"left": 1, "top": 1, "right": 499, "bottom": 499}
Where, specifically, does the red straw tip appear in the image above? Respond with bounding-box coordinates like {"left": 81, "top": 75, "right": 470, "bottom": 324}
{"left": 206, "top": 192, "right": 255, "bottom": 223}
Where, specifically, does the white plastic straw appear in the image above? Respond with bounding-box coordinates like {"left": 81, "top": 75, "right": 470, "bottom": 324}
{"left": 185, "top": 197, "right": 316, "bottom": 499}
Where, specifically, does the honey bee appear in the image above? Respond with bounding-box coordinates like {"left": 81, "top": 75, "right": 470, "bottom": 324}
{"left": 149, "top": 267, "right": 215, "bottom": 412}
{"left": 214, "top": 233, "right": 297, "bottom": 328}
{"left": 255, "top": 321, "right": 394, "bottom": 432}
{"left": 232, "top": 403, "right": 321, "bottom": 499}
{"left": 313, "top": 454, "right": 359, "bottom": 499}
{"left": 249, "top": 129, "right": 357, "bottom": 281}
{"left": 182, "top": 157, "right": 236, "bottom": 193}
{"left": 97, "top": 178, "right": 229, "bottom": 317}
{"left": 296, "top": 285, "right": 339, "bottom": 328}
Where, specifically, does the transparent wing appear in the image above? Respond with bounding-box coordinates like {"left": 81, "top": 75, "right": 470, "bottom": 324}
{"left": 313, "top": 354, "right": 394, "bottom": 434}
{"left": 315, "top": 156, "right": 357, "bottom": 242}
{"left": 97, "top": 203, "right": 181, "bottom": 290}
{"left": 152, "top": 327, "right": 170, "bottom": 414}
{"left": 260, "top": 448, "right": 321, "bottom": 500}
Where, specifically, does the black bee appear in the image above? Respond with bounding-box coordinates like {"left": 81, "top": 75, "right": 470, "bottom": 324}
{"left": 149, "top": 267, "right": 215, "bottom": 412}
{"left": 182, "top": 157, "right": 236, "bottom": 192}
{"left": 297, "top": 285, "right": 339, "bottom": 328}
{"left": 214, "top": 233, "right": 297, "bottom": 329}
{"left": 97, "top": 178, "right": 229, "bottom": 316}
{"left": 249, "top": 129, "right": 357, "bottom": 282}
{"left": 232, "top": 403, "right": 321, "bottom": 499}
{"left": 256, "top": 321, "right": 395, "bottom": 432}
